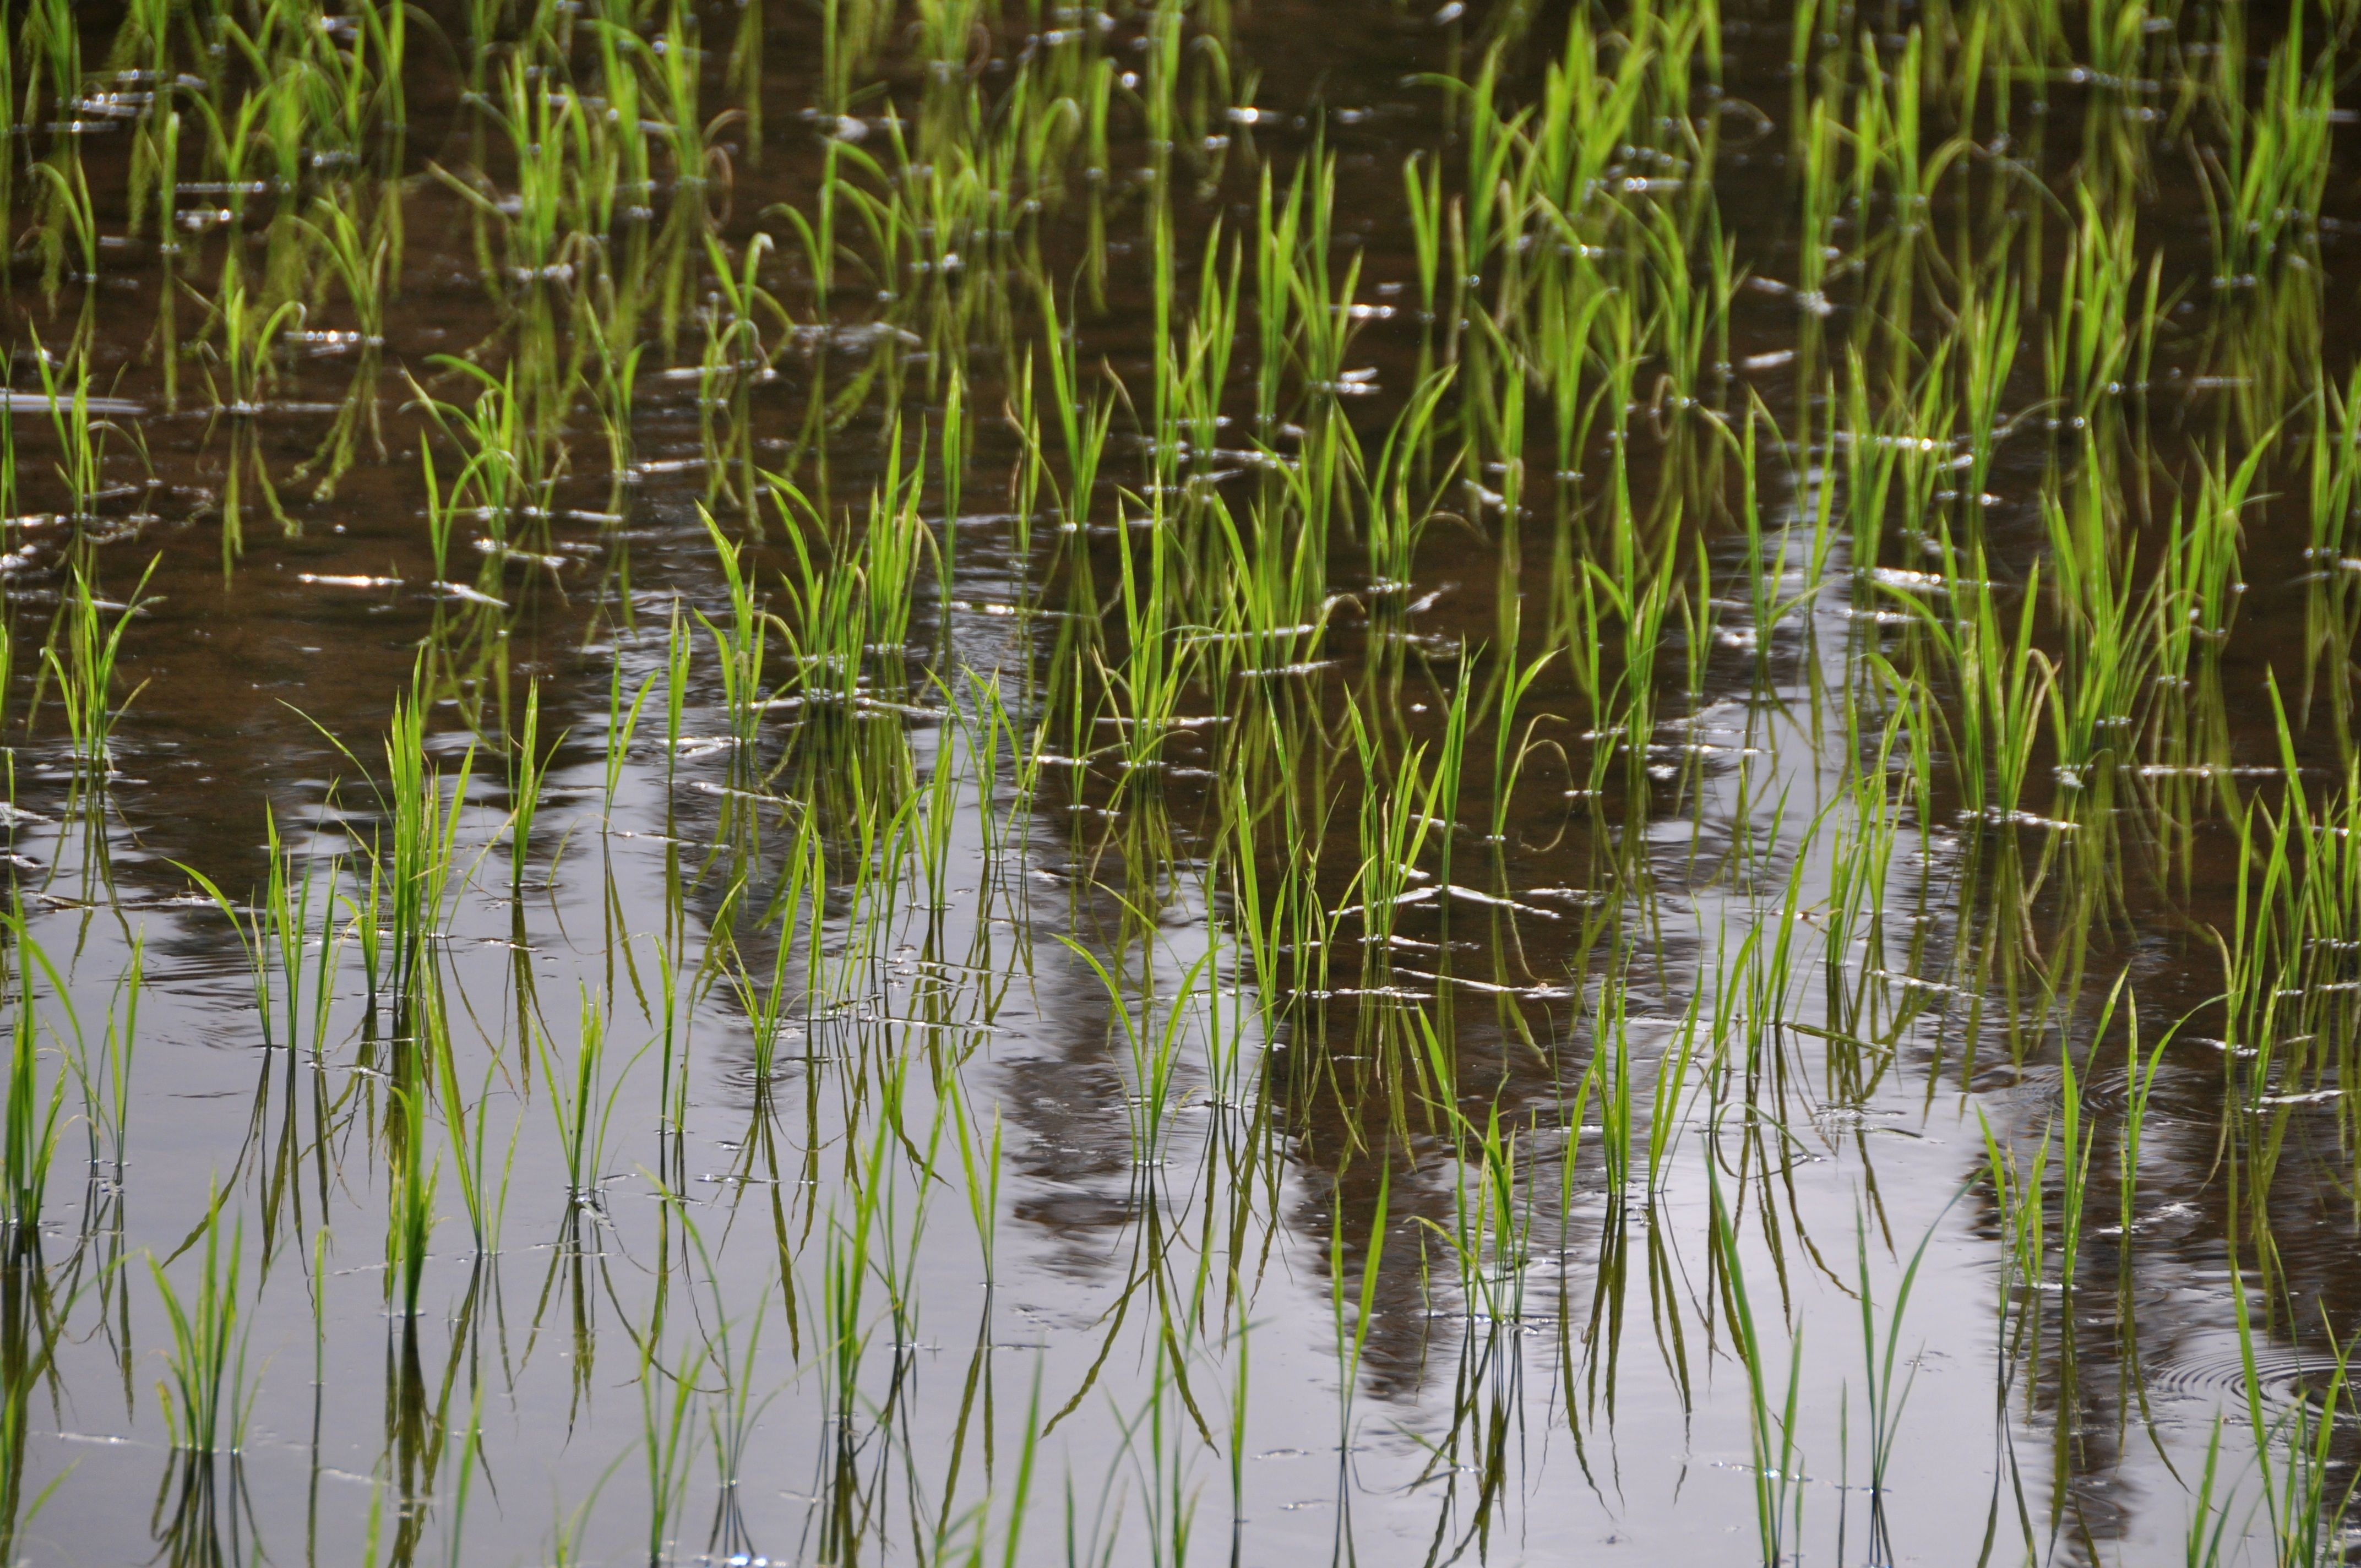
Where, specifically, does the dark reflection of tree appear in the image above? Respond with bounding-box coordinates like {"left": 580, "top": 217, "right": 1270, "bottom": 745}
{"left": 1910, "top": 813, "right": 2361, "bottom": 1562}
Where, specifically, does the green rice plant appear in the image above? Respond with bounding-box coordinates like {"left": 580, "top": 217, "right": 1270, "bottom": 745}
{"left": 415, "top": 438, "right": 461, "bottom": 585}
{"left": 26, "top": 149, "right": 97, "bottom": 301}
{"left": 1486, "top": 649, "right": 1558, "bottom": 844}
{"left": 637, "top": 1317, "right": 705, "bottom": 1568}
{"left": 179, "top": 46, "right": 270, "bottom": 222}
{"left": 949, "top": 1087, "right": 1003, "bottom": 1284}
{"left": 910, "top": 716, "right": 962, "bottom": 914}
{"left": 1099, "top": 496, "right": 1198, "bottom": 786}
{"left": 1195, "top": 483, "right": 1329, "bottom": 684}
{"left": 1222, "top": 765, "right": 1334, "bottom": 1022}
{"left": 651, "top": 0, "right": 723, "bottom": 197}
{"left": 1334, "top": 692, "right": 1452, "bottom": 974}
{"left": 2306, "top": 358, "right": 2361, "bottom": 571}
{"left": 2155, "top": 441, "right": 2265, "bottom": 690}
{"left": 722, "top": 818, "right": 820, "bottom": 1092}
{"left": 2212, "top": 793, "right": 2295, "bottom": 1083}
{"left": 760, "top": 456, "right": 932, "bottom": 721}
{"left": 200, "top": 258, "right": 308, "bottom": 556}
{"left": 1060, "top": 932, "right": 1218, "bottom": 1167}
{"left": 695, "top": 232, "right": 791, "bottom": 508}
{"left": 385, "top": 1075, "right": 439, "bottom": 1321}
{"left": 581, "top": 13, "right": 655, "bottom": 201}
{"left": 1164, "top": 236, "right": 1230, "bottom": 492}
{"left": 420, "top": 968, "right": 507, "bottom": 1259}
{"left": 39, "top": 554, "right": 156, "bottom": 781}
{"left": 504, "top": 682, "right": 560, "bottom": 897}
{"left": 20, "top": 0, "right": 78, "bottom": 125}
{"left": 537, "top": 987, "right": 638, "bottom": 1206}
{"left": 290, "top": 197, "right": 395, "bottom": 496}
{"left": 2228, "top": 1263, "right": 2359, "bottom": 1564}
{"left": 172, "top": 808, "right": 339, "bottom": 1058}
{"left": 2042, "top": 186, "right": 2153, "bottom": 424}
{"left": 69, "top": 934, "right": 141, "bottom": 1186}
{"left": 349, "top": 848, "right": 387, "bottom": 1019}
{"left": 1641, "top": 973, "right": 1705, "bottom": 1195}
{"left": 661, "top": 602, "right": 692, "bottom": 799}
{"left": 1794, "top": 94, "right": 1840, "bottom": 311}
{"left": 408, "top": 356, "right": 554, "bottom": 547}
{"left": 1889, "top": 546, "right": 2056, "bottom": 825}
{"left": 25, "top": 331, "right": 110, "bottom": 522}
{"left": 697, "top": 511, "right": 775, "bottom": 752}
{"left": 1571, "top": 548, "right": 1678, "bottom": 801}
{"left": 687, "top": 1243, "right": 776, "bottom": 1560}
{"left": 2182, "top": 1413, "right": 2242, "bottom": 1568}
{"left": 0, "top": 916, "right": 66, "bottom": 1249}
{"left": 1708, "top": 1156, "right": 1806, "bottom": 1567}
{"left": 1853, "top": 1190, "right": 1962, "bottom": 1563}
{"left": 382, "top": 681, "right": 475, "bottom": 1027}
{"left": 2041, "top": 486, "right": 2153, "bottom": 782}
{"left": 434, "top": 57, "right": 587, "bottom": 292}
{"left": 1366, "top": 366, "right": 1457, "bottom": 590}
{"left": 580, "top": 293, "right": 645, "bottom": 500}
{"left": 602, "top": 655, "right": 655, "bottom": 819}
{"left": 1978, "top": 1104, "right": 2052, "bottom": 1356}
{"left": 1036, "top": 285, "right": 1116, "bottom": 532}
{"left": 2200, "top": 14, "right": 2336, "bottom": 284}
{"left": 1957, "top": 268, "right": 2023, "bottom": 501}
{"left": 149, "top": 1202, "right": 254, "bottom": 1457}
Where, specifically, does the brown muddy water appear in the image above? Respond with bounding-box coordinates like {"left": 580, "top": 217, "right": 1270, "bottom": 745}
{"left": 0, "top": 0, "right": 2358, "bottom": 1564}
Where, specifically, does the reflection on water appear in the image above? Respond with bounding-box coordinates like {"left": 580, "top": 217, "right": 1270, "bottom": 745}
{"left": 0, "top": 0, "right": 2357, "bottom": 1564}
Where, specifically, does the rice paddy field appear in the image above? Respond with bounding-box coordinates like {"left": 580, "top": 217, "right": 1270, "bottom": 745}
{"left": 3, "top": 0, "right": 2361, "bottom": 1563}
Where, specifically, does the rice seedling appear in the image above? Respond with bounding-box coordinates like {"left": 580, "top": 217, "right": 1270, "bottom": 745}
{"left": 33, "top": 553, "right": 153, "bottom": 791}
{"left": 538, "top": 987, "right": 623, "bottom": 1211}
{"left": 21, "top": 333, "right": 113, "bottom": 524}
{"left": 385, "top": 1074, "right": 438, "bottom": 1321}
{"left": 0, "top": 918, "right": 66, "bottom": 1252}
{"left": 1852, "top": 1192, "right": 1961, "bottom": 1562}
{"left": 289, "top": 196, "right": 395, "bottom": 497}
{"left": 1710, "top": 1157, "right": 1808, "bottom": 1567}
{"left": 26, "top": 149, "right": 96, "bottom": 302}
{"left": 696, "top": 511, "right": 775, "bottom": 753}
{"left": 504, "top": 682, "right": 557, "bottom": 898}
{"left": 149, "top": 1202, "right": 254, "bottom": 1459}
{"left": 380, "top": 677, "right": 475, "bottom": 1031}
{"left": 172, "top": 807, "right": 337, "bottom": 1060}
{"left": 199, "top": 258, "right": 307, "bottom": 559}
{"left": 69, "top": 934, "right": 140, "bottom": 1191}
{"left": 422, "top": 968, "right": 508, "bottom": 1261}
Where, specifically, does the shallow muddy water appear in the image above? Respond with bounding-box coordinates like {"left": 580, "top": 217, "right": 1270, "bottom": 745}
{"left": 1, "top": 0, "right": 2359, "bottom": 1564}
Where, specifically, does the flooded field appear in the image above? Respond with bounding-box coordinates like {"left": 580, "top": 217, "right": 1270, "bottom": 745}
{"left": 0, "top": 0, "right": 2358, "bottom": 1562}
